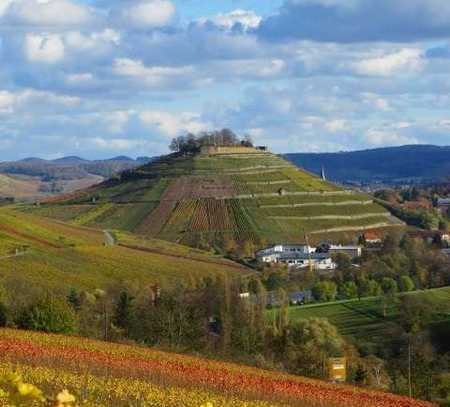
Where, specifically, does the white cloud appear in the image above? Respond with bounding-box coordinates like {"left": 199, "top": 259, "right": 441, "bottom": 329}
{"left": 120, "top": 0, "right": 175, "bottom": 28}
{"left": 217, "top": 59, "right": 286, "bottom": 79}
{"left": 0, "top": 0, "right": 14, "bottom": 17}
{"left": 325, "top": 119, "right": 347, "bottom": 132}
{"left": 198, "top": 9, "right": 261, "bottom": 31}
{"left": 0, "top": 90, "right": 15, "bottom": 113}
{"left": 104, "top": 111, "right": 130, "bottom": 134}
{"left": 0, "top": 88, "right": 80, "bottom": 114}
{"left": 139, "top": 110, "right": 209, "bottom": 137}
{"left": 66, "top": 73, "right": 94, "bottom": 83}
{"left": 93, "top": 137, "right": 140, "bottom": 151}
{"left": 64, "top": 29, "right": 120, "bottom": 51}
{"left": 24, "top": 33, "right": 65, "bottom": 63}
{"left": 361, "top": 93, "right": 391, "bottom": 111}
{"left": 365, "top": 129, "right": 419, "bottom": 146}
{"left": 113, "top": 58, "right": 193, "bottom": 86}
{"left": 353, "top": 48, "right": 425, "bottom": 76}
{"left": 4, "top": 0, "right": 93, "bottom": 27}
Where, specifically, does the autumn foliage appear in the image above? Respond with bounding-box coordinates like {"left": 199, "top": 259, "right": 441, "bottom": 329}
{"left": 0, "top": 329, "right": 437, "bottom": 407}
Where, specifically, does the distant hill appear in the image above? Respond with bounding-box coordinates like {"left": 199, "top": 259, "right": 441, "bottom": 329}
{"left": 285, "top": 145, "right": 450, "bottom": 185}
{"left": 0, "top": 156, "right": 155, "bottom": 200}
{"left": 28, "top": 148, "right": 399, "bottom": 248}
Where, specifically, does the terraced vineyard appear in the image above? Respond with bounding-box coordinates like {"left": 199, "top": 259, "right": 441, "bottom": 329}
{"left": 24, "top": 150, "right": 400, "bottom": 248}
{"left": 0, "top": 207, "right": 250, "bottom": 293}
{"left": 0, "top": 329, "right": 434, "bottom": 407}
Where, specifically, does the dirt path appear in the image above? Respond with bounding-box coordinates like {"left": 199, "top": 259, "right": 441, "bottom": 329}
{"left": 118, "top": 243, "right": 250, "bottom": 273}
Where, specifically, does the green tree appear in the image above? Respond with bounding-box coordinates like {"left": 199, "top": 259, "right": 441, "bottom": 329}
{"left": 113, "top": 290, "right": 135, "bottom": 335}
{"left": 0, "top": 302, "right": 8, "bottom": 327}
{"left": 339, "top": 281, "right": 358, "bottom": 299}
{"left": 381, "top": 277, "right": 398, "bottom": 295}
{"left": 399, "top": 275, "right": 415, "bottom": 292}
{"left": 67, "top": 288, "right": 82, "bottom": 311}
{"left": 284, "top": 318, "right": 345, "bottom": 378}
{"left": 17, "top": 296, "right": 76, "bottom": 334}
{"left": 358, "top": 279, "right": 381, "bottom": 298}
{"left": 312, "top": 281, "right": 337, "bottom": 302}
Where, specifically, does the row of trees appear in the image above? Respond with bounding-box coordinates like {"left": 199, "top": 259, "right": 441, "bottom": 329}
{"left": 169, "top": 129, "right": 253, "bottom": 154}
{"left": 0, "top": 269, "right": 448, "bottom": 401}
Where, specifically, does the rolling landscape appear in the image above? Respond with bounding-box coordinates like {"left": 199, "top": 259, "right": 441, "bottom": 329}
{"left": 1, "top": 0, "right": 450, "bottom": 406}
{"left": 22, "top": 148, "right": 398, "bottom": 249}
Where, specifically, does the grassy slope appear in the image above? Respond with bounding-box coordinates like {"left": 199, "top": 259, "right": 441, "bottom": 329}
{"left": 268, "top": 287, "right": 450, "bottom": 345}
{"left": 23, "top": 152, "right": 398, "bottom": 247}
{"left": 0, "top": 329, "right": 434, "bottom": 407}
{"left": 0, "top": 207, "right": 250, "bottom": 293}
{"left": 0, "top": 174, "right": 40, "bottom": 199}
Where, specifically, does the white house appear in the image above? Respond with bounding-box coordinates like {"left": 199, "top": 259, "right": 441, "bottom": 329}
{"left": 256, "top": 244, "right": 336, "bottom": 270}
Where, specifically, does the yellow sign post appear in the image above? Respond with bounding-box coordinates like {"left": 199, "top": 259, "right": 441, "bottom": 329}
{"left": 328, "top": 357, "right": 347, "bottom": 383}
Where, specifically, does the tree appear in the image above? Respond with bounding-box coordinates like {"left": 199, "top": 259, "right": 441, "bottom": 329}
{"left": 339, "top": 281, "right": 358, "bottom": 299}
{"left": 358, "top": 279, "right": 381, "bottom": 298}
{"left": 284, "top": 318, "right": 345, "bottom": 378}
{"left": 67, "top": 288, "right": 82, "bottom": 311}
{"left": 113, "top": 290, "right": 135, "bottom": 335}
{"left": 381, "top": 277, "right": 398, "bottom": 295}
{"left": 17, "top": 296, "right": 76, "bottom": 334}
{"left": 0, "top": 302, "right": 8, "bottom": 327}
{"left": 312, "top": 281, "right": 337, "bottom": 302}
{"left": 399, "top": 275, "right": 415, "bottom": 292}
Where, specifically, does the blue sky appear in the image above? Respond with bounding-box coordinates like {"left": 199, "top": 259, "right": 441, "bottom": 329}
{"left": 1, "top": 0, "right": 450, "bottom": 160}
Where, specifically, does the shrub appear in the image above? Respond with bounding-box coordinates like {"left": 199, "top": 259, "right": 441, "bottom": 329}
{"left": 16, "top": 296, "right": 76, "bottom": 334}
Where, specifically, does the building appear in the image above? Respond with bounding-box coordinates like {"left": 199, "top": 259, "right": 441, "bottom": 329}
{"left": 316, "top": 241, "right": 362, "bottom": 258}
{"left": 289, "top": 290, "right": 313, "bottom": 305}
{"left": 437, "top": 198, "right": 450, "bottom": 214}
{"left": 362, "top": 231, "right": 382, "bottom": 245}
{"left": 256, "top": 244, "right": 314, "bottom": 263}
{"left": 256, "top": 244, "right": 336, "bottom": 270}
{"left": 328, "top": 245, "right": 362, "bottom": 258}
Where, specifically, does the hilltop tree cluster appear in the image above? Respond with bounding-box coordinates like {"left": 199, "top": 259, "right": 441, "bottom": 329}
{"left": 169, "top": 129, "right": 253, "bottom": 154}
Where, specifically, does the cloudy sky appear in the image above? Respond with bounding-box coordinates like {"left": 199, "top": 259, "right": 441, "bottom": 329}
{"left": 1, "top": 0, "right": 450, "bottom": 159}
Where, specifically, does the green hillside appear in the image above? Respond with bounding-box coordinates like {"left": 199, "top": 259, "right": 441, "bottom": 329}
{"left": 0, "top": 207, "right": 250, "bottom": 293}
{"left": 24, "top": 150, "right": 399, "bottom": 248}
{"left": 268, "top": 287, "right": 450, "bottom": 346}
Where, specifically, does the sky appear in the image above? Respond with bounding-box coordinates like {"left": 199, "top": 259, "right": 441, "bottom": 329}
{"left": 1, "top": 0, "right": 450, "bottom": 159}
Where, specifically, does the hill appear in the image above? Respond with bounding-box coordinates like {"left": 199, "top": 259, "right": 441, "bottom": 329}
{"left": 27, "top": 148, "right": 399, "bottom": 248}
{"left": 0, "top": 156, "right": 154, "bottom": 201}
{"left": 0, "top": 328, "right": 434, "bottom": 407}
{"left": 268, "top": 287, "right": 450, "bottom": 351}
{"left": 0, "top": 174, "right": 41, "bottom": 199}
{"left": 0, "top": 207, "right": 250, "bottom": 293}
{"left": 285, "top": 145, "right": 450, "bottom": 185}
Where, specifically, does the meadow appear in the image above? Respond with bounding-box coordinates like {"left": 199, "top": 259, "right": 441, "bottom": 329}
{"left": 0, "top": 207, "right": 250, "bottom": 294}
{"left": 0, "top": 328, "right": 436, "bottom": 407}
{"left": 268, "top": 287, "right": 450, "bottom": 345}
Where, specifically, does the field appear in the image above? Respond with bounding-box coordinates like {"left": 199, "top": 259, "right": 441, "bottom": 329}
{"left": 21, "top": 151, "right": 399, "bottom": 250}
{"left": 0, "top": 328, "right": 435, "bottom": 407}
{"left": 0, "top": 207, "right": 250, "bottom": 293}
{"left": 268, "top": 287, "right": 450, "bottom": 346}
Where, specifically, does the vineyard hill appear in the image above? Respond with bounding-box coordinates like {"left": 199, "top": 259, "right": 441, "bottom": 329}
{"left": 31, "top": 149, "right": 400, "bottom": 247}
